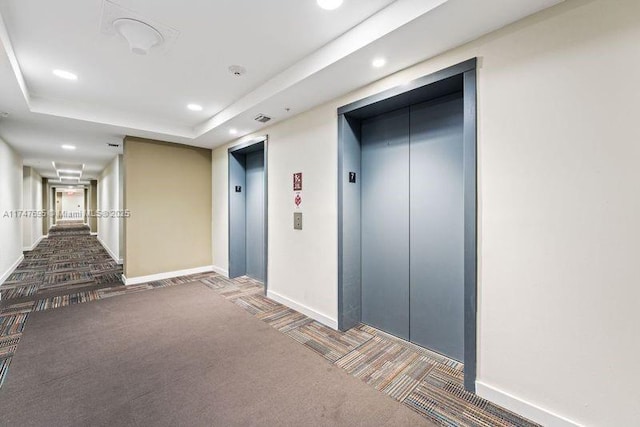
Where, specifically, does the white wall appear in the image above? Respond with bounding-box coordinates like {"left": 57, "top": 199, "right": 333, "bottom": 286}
{"left": 212, "top": 0, "right": 640, "bottom": 425}
{"left": 21, "top": 166, "right": 43, "bottom": 250}
{"left": 211, "top": 147, "right": 229, "bottom": 276}
{"left": 0, "top": 137, "right": 24, "bottom": 286}
{"left": 214, "top": 108, "right": 339, "bottom": 325}
{"left": 97, "top": 155, "right": 122, "bottom": 263}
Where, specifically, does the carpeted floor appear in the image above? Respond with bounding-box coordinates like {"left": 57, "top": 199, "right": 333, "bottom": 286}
{"left": 0, "top": 281, "right": 434, "bottom": 426}
{"left": 0, "top": 222, "right": 122, "bottom": 304}
{"left": 0, "top": 230, "right": 540, "bottom": 427}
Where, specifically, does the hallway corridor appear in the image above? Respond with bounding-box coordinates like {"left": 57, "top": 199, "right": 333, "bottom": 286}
{"left": 0, "top": 222, "right": 123, "bottom": 305}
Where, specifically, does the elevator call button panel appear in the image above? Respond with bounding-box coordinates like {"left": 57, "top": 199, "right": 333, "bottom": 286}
{"left": 294, "top": 212, "right": 303, "bottom": 230}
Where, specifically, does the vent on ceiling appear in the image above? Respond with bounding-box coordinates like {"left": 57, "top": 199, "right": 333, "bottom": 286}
{"left": 107, "top": 143, "right": 120, "bottom": 148}
{"left": 254, "top": 114, "right": 272, "bottom": 123}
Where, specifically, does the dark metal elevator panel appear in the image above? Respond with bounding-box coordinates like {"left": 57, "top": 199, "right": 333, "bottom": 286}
{"left": 361, "top": 107, "right": 410, "bottom": 340}
{"left": 409, "top": 95, "right": 465, "bottom": 361}
{"left": 245, "top": 150, "right": 265, "bottom": 282}
{"left": 228, "top": 153, "right": 246, "bottom": 279}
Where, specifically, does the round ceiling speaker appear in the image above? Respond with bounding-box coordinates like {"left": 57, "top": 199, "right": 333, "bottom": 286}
{"left": 113, "top": 18, "right": 164, "bottom": 55}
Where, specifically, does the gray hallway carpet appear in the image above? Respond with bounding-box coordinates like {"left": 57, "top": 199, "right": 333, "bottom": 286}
{"left": 0, "top": 281, "right": 434, "bottom": 427}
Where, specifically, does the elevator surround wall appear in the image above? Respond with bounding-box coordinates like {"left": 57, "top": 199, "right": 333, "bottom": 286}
{"left": 124, "top": 137, "right": 212, "bottom": 283}
{"left": 336, "top": 67, "right": 475, "bottom": 383}
{"left": 211, "top": 1, "right": 640, "bottom": 425}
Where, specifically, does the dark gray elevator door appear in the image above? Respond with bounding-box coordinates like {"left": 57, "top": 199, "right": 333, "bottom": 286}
{"left": 361, "top": 108, "right": 410, "bottom": 340}
{"left": 410, "top": 96, "right": 464, "bottom": 361}
{"left": 245, "top": 150, "right": 265, "bottom": 282}
{"left": 360, "top": 96, "right": 464, "bottom": 361}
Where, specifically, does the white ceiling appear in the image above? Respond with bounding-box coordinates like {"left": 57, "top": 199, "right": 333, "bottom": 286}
{"left": 0, "top": 0, "right": 564, "bottom": 179}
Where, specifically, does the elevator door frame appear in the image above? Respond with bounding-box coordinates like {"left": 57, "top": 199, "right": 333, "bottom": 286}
{"left": 228, "top": 136, "right": 269, "bottom": 294}
{"left": 337, "top": 59, "right": 477, "bottom": 392}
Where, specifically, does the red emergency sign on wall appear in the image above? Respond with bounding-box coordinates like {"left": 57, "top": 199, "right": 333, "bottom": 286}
{"left": 293, "top": 172, "right": 302, "bottom": 191}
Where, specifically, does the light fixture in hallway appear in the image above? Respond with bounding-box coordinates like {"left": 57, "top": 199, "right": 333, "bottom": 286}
{"left": 187, "top": 103, "right": 203, "bottom": 111}
{"left": 52, "top": 69, "right": 78, "bottom": 81}
{"left": 113, "top": 18, "right": 164, "bottom": 55}
{"left": 229, "top": 128, "right": 238, "bottom": 135}
{"left": 61, "top": 144, "right": 76, "bottom": 150}
{"left": 57, "top": 169, "right": 82, "bottom": 175}
{"left": 372, "top": 57, "right": 386, "bottom": 68}
{"left": 317, "top": 0, "right": 343, "bottom": 11}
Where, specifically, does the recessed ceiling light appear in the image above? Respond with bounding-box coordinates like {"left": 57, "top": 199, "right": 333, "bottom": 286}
{"left": 53, "top": 69, "right": 78, "bottom": 81}
{"left": 229, "top": 128, "right": 238, "bottom": 135}
{"left": 372, "top": 58, "right": 386, "bottom": 68}
{"left": 317, "top": 0, "right": 343, "bottom": 10}
{"left": 187, "top": 104, "right": 203, "bottom": 111}
{"left": 61, "top": 144, "right": 76, "bottom": 150}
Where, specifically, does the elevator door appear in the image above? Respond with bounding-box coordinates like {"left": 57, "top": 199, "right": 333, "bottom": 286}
{"left": 410, "top": 96, "right": 464, "bottom": 361}
{"left": 361, "top": 107, "right": 410, "bottom": 340}
{"left": 360, "top": 95, "right": 464, "bottom": 361}
{"left": 245, "top": 150, "right": 265, "bottom": 282}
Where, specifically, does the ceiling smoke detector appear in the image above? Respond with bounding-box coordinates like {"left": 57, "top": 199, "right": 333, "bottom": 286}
{"left": 228, "top": 65, "right": 246, "bottom": 77}
{"left": 113, "top": 18, "right": 164, "bottom": 55}
{"left": 254, "top": 114, "right": 271, "bottom": 123}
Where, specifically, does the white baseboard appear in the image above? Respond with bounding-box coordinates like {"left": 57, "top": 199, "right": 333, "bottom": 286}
{"left": 266, "top": 290, "right": 338, "bottom": 330}
{"left": 211, "top": 265, "right": 229, "bottom": 277}
{"left": 123, "top": 265, "right": 214, "bottom": 286}
{"left": 0, "top": 254, "right": 25, "bottom": 300}
{"left": 476, "top": 381, "right": 582, "bottom": 427}
{"left": 22, "top": 235, "right": 45, "bottom": 252}
{"left": 90, "top": 232, "right": 98, "bottom": 236}
{"left": 97, "top": 236, "right": 123, "bottom": 264}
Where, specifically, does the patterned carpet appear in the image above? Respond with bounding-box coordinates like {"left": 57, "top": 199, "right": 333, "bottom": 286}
{"left": 0, "top": 231, "right": 539, "bottom": 426}
{"left": 0, "top": 223, "right": 122, "bottom": 387}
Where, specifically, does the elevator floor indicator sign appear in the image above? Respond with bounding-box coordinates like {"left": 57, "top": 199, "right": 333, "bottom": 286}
{"left": 295, "top": 193, "right": 302, "bottom": 208}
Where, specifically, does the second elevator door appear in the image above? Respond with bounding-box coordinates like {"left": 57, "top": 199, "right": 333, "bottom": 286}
{"left": 245, "top": 150, "right": 265, "bottom": 282}
{"left": 361, "top": 94, "right": 464, "bottom": 361}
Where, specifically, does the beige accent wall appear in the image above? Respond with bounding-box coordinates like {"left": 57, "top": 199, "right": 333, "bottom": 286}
{"left": 212, "top": 0, "right": 640, "bottom": 425}
{"left": 42, "top": 178, "right": 49, "bottom": 235}
{"left": 89, "top": 180, "right": 97, "bottom": 233}
{"left": 124, "top": 137, "right": 212, "bottom": 278}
